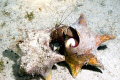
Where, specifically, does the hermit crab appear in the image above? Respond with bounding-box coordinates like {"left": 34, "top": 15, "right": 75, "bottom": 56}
{"left": 11, "top": 14, "right": 114, "bottom": 80}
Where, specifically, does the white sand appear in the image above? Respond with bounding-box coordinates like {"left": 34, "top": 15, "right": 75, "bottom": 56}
{"left": 0, "top": 0, "right": 120, "bottom": 80}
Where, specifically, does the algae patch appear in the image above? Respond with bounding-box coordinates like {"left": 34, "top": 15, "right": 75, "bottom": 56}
{"left": 25, "top": 11, "right": 34, "bottom": 21}
{"left": 2, "top": 10, "right": 10, "bottom": 16}
{"left": 0, "top": 59, "right": 5, "bottom": 72}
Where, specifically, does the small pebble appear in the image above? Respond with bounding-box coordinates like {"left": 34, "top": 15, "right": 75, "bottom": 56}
{"left": 77, "top": 3, "right": 83, "bottom": 7}
{"left": 100, "top": 1, "right": 105, "bottom": 6}
{"left": 0, "top": 39, "right": 2, "bottom": 41}
{"left": 108, "top": 10, "right": 113, "bottom": 15}
{"left": 100, "top": 29, "right": 105, "bottom": 34}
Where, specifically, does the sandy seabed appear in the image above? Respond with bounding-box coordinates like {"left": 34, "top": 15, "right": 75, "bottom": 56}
{"left": 0, "top": 0, "right": 120, "bottom": 80}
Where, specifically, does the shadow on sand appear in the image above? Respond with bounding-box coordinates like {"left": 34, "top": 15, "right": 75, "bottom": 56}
{"left": 57, "top": 61, "right": 102, "bottom": 77}
{"left": 2, "top": 49, "right": 42, "bottom": 80}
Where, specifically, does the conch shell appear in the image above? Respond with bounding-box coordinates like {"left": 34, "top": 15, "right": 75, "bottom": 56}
{"left": 64, "top": 14, "right": 115, "bottom": 78}
{"left": 18, "top": 28, "right": 65, "bottom": 80}
{"left": 50, "top": 14, "right": 115, "bottom": 78}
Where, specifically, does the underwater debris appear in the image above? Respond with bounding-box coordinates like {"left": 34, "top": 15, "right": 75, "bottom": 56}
{"left": 39, "top": 8, "right": 42, "bottom": 11}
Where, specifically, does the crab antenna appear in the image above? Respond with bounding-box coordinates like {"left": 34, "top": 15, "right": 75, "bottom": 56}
{"left": 60, "top": 11, "right": 73, "bottom": 25}
{"left": 59, "top": 7, "right": 69, "bottom": 24}
{"left": 59, "top": 7, "right": 74, "bottom": 26}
